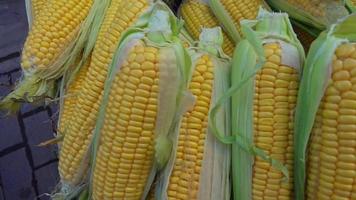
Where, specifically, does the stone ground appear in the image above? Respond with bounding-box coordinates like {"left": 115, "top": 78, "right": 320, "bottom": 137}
{"left": 0, "top": 0, "right": 59, "bottom": 199}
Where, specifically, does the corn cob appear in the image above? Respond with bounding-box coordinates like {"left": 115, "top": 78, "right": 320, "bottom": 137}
{"left": 209, "top": 9, "right": 304, "bottom": 200}
{"left": 90, "top": 9, "right": 188, "bottom": 199}
{"left": 307, "top": 48, "right": 356, "bottom": 197}
{"left": 179, "top": 0, "right": 235, "bottom": 56}
{"left": 295, "top": 14, "right": 356, "bottom": 200}
{"left": 251, "top": 42, "right": 299, "bottom": 200}
{"left": 266, "top": 0, "right": 349, "bottom": 31}
{"left": 209, "top": 0, "right": 268, "bottom": 42}
{"left": 0, "top": 0, "right": 108, "bottom": 113}
{"left": 92, "top": 43, "right": 160, "bottom": 200}
{"left": 58, "top": 59, "right": 90, "bottom": 136}
{"left": 167, "top": 54, "right": 214, "bottom": 199}
{"left": 22, "top": 0, "right": 93, "bottom": 70}
{"left": 58, "top": 0, "right": 151, "bottom": 187}
{"left": 154, "top": 27, "right": 231, "bottom": 200}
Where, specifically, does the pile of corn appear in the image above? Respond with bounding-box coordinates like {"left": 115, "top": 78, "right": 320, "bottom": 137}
{"left": 1, "top": 0, "right": 355, "bottom": 199}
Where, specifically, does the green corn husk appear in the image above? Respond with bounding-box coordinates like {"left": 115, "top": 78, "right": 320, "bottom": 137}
{"left": 85, "top": 4, "right": 193, "bottom": 200}
{"left": 266, "top": 0, "right": 349, "bottom": 31}
{"left": 294, "top": 14, "right": 356, "bottom": 200}
{"left": 346, "top": 0, "right": 356, "bottom": 12}
{"left": 0, "top": 0, "right": 110, "bottom": 114}
{"left": 209, "top": 0, "right": 271, "bottom": 43}
{"left": 209, "top": 8, "right": 305, "bottom": 200}
{"left": 154, "top": 27, "right": 231, "bottom": 200}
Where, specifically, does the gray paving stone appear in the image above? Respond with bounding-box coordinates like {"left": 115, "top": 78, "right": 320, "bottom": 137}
{"left": 0, "top": 56, "right": 20, "bottom": 74}
{"left": 0, "top": 0, "right": 28, "bottom": 58}
{"left": 0, "top": 148, "right": 36, "bottom": 200}
{"left": 10, "top": 69, "right": 22, "bottom": 85}
{"left": 0, "top": 179, "right": 4, "bottom": 200}
{"left": 21, "top": 103, "right": 39, "bottom": 114}
{"left": 23, "top": 111, "right": 58, "bottom": 167}
{"left": 0, "top": 115, "right": 22, "bottom": 152}
{"left": 35, "top": 162, "right": 59, "bottom": 200}
{"left": 0, "top": 76, "right": 11, "bottom": 97}
{"left": 0, "top": 187, "right": 4, "bottom": 200}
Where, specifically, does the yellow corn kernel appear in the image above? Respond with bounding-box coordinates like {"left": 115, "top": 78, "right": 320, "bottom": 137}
{"left": 92, "top": 43, "right": 159, "bottom": 200}
{"left": 167, "top": 55, "right": 214, "bottom": 199}
{"left": 252, "top": 43, "right": 298, "bottom": 200}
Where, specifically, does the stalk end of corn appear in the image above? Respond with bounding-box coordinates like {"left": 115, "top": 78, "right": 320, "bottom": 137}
{"left": 0, "top": 76, "right": 56, "bottom": 114}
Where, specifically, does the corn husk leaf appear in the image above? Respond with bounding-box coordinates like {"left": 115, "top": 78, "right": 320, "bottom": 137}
{"left": 294, "top": 13, "right": 356, "bottom": 200}
{"left": 53, "top": 1, "right": 157, "bottom": 198}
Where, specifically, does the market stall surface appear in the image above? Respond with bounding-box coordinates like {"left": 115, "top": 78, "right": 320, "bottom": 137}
{"left": 0, "top": 0, "right": 59, "bottom": 199}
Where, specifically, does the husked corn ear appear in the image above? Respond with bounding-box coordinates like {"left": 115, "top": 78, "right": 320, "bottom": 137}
{"left": 91, "top": 43, "right": 160, "bottom": 200}
{"left": 58, "top": 59, "right": 90, "bottom": 136}
{"left": 167, "top": 55, "right": 214, "bottom": 199}
{"left": 180, "top": 1, "right": 235, "bottom": 56}
{"left": 293, "top": 25, "right": 316, "bottom": 52}
{"left": 252, "top": 42, "right": 298, "bottom": 199}
{"left": 58, "top": 0, "right": 149, "bottom": 185}
{"left": 306, "top": 43, "right": 356, "bottom": 200}
{"left": 21, "top": 0, "right": 93, "bottom": 70}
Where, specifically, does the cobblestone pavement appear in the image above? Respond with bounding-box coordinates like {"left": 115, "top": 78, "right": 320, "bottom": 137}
{"left": 0, "top": 1, "right": 59, "bottom": 199}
